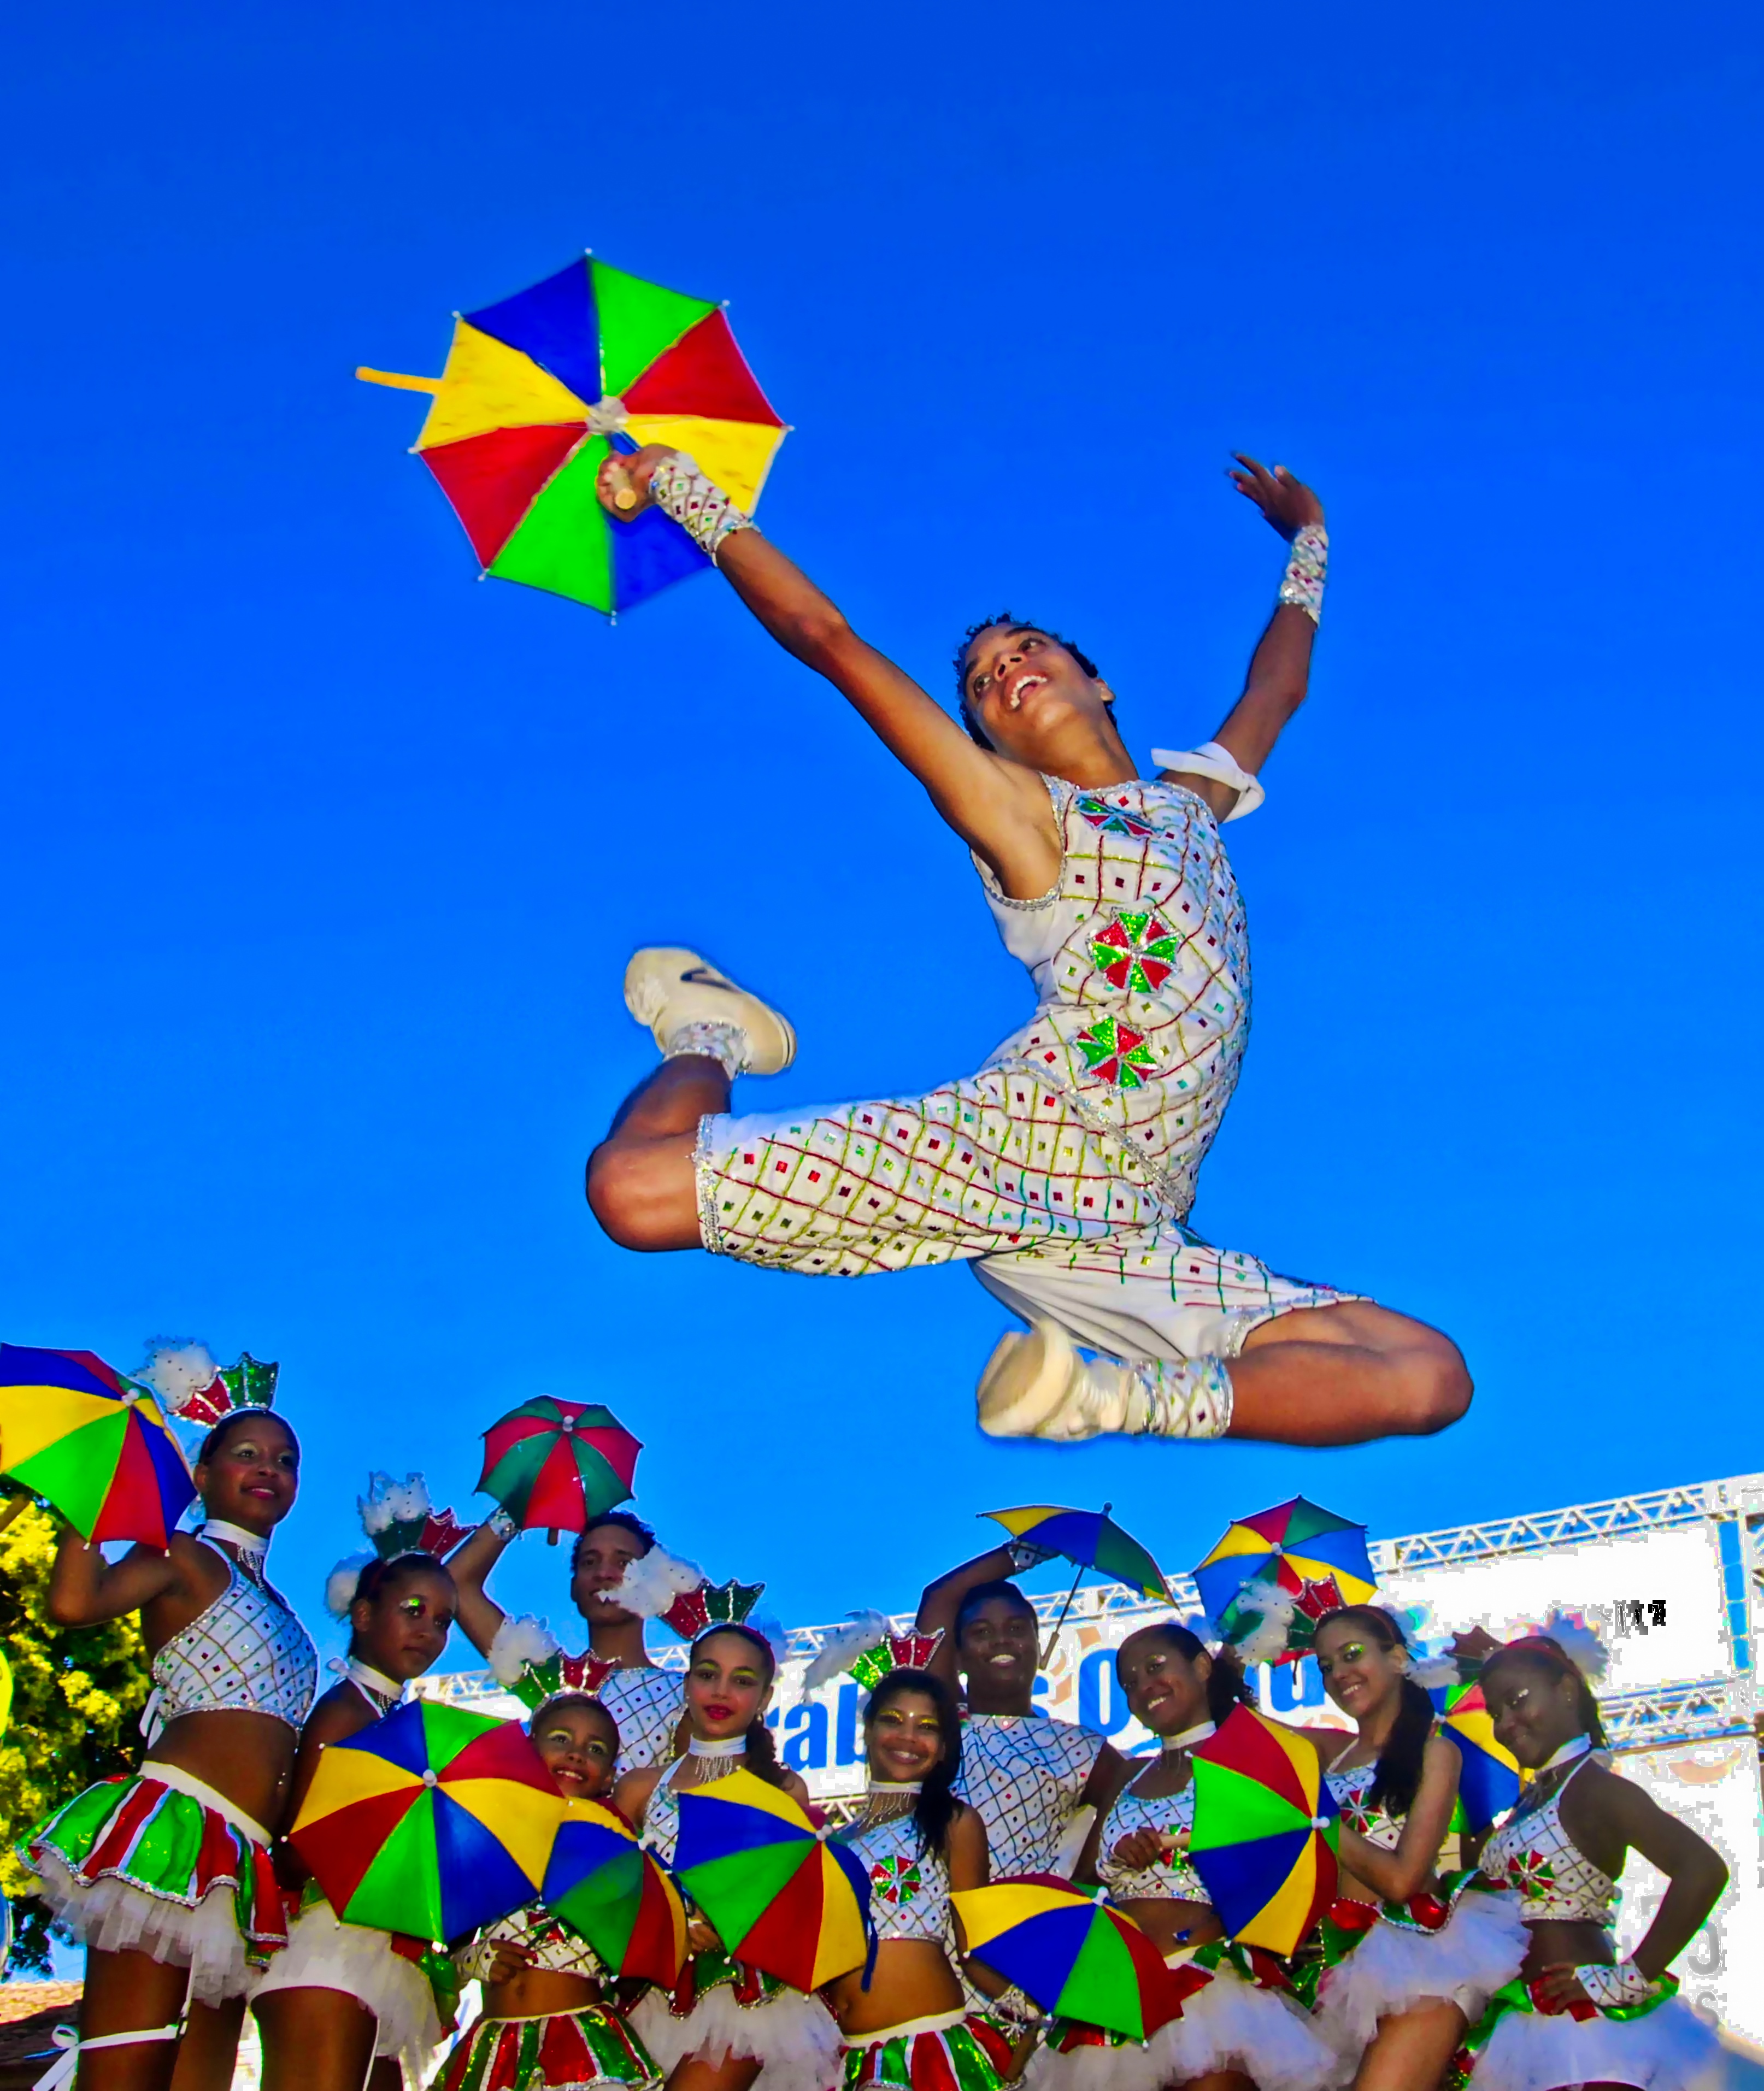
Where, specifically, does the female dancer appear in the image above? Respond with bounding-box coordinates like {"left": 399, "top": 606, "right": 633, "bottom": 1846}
{"left": 251, "top": 1539, "right": 460, "bottom": 2090}
{"left": 827, "top": 1668, "right": 1018, "bottom": 2091}
{"left": 21, "top": 1406, "right": 315, "bottom": 2091}
{"left": 915, "top": 1545, "right": 1125, "bottom": 1878}
{"left": 583, "top": 444, "right": 1470, "bottom": 1451}
{"left": 440, "top": 1693, "right": 663, "bottom": 2091}
{"left": 1307, "top": 1608, "right": 1526, "bottom": 2091}
{"left": 616, "top": 1624, "right": 842, "bottom": 2091}
{"left": 450, "top": 1510, "right": 683, "bottom": 1768}
{"left": 1469, "top": 1634, "right": 1726, "bottom": 2091}
{"left": 1044, "top": 1622, "right": 1338, "bottom": 2091}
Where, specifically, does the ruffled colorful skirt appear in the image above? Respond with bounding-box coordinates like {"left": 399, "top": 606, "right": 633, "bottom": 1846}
{"left": 1313, "top": 1887, "right": 1528, "bottom": 2060}
{"left": 249, "top": 1889, "right": 446, "bottom": 2077}
{"left": 842, "top": 2011, "right": 1016, "bottom": 2091}
{"left": 629, "top": 1953, "right": 841, "bottom": 2091}
{"left": 1460, "top": 1978, "right": 1724, "bottom": 2091}
{"left": 439, "top": 2006, "right": 661, "bottom": 2091}
{"left": 21, "top": 1764, "right": 285, "bottom": 2006}
{"left": 1033, "top": 1949, "right": 1338, "bottom": 2091}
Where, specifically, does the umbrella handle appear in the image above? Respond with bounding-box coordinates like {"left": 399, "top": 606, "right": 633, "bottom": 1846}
{"left": 547, "top": 1528, "right": 559, "bottom": 1547}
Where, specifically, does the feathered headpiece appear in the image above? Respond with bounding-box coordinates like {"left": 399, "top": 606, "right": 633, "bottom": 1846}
{"left": 1504, "top": 1609, "right": 1610, "bottom": 1683}
{"left": 137, "top": 1340, "right": 279, "bottom": 1428}
{"left": 801, "top": 1611, "right": 945, "bottom": 1695}
{"left": 486, "top": 1613, "right": 621, "bottom": 1712}
{"left": 609, "top": 1542, "right": 708, "bottom": 1626}
{"left": 324, "top": 1471, "right": 478, "bottom": 1618}
{"left": 657, "top": 1575, "right": 768, "bottom": 1643}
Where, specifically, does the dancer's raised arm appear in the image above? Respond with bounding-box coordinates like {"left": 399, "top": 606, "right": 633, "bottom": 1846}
{"left": 598, "top": 446, "right": 1060, "bottom": 897}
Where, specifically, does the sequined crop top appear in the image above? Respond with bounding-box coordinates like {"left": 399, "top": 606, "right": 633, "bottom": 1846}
{"left": 458, "top": 1904, "right": 608, "bottom": 1986}
{"left": 1480, "top": 1759, "right": 1619, "bottom": 1927}
{"left": 836, "top": 1806, "right": 950, "bottom": 1946}
{"left": 145, "top": 1538, "right": 316, "bottom": 1740}
{"left": 1324, "top": 1751, "right": 1405, "bottom": 1854}
{"left": 1094, "top": 1776, "right": 1208, "bottom": 1902}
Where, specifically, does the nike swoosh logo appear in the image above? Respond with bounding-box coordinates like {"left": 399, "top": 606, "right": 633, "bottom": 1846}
{"left": 679, "top": 967, "right": 723, "bottom": 986}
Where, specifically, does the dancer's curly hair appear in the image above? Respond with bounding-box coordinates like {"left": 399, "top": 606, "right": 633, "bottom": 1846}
{"left": 863, "top": 1668, "right": 965, "bottom": 1861}
{"left": 571, "top": 1510, "right": 656, "bottom": 1579}
{"left": 690, "top": 1624, "right": 790, "bottom": 1788}
{"left": 953, "top": 614, "right": 1104, "bottom": 747}
{"left": 1314, "top": 1606, "right": 1437, "bottom": 1817}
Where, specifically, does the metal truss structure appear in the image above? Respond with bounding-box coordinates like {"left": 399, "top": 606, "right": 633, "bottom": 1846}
{"left": 426, "top": 1472, "right": 1764, "bottom": 1752}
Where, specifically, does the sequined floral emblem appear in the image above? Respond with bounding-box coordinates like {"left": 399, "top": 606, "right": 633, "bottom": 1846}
{"left": 1510, "top": 1852, "right": 1557, "bottom": 1899}
{"left": 871, "top": 1856, "right": 923, "bottom": 1904}
{"left": 1089, "top": 911, "right": 1179, "bottom": 993}
{"left": 1340, "top": 1798, "right": 1377, "bottom": 1836}
{"left": 1075, "top": 792, "right": 1155, "bottom": 839}
{"left": 1075, "top": 1018, "right": 1156, "bottom": 1088}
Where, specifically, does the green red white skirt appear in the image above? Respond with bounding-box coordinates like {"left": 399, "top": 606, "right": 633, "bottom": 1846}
{"left": 628, "top": 1953, "right": 842, "bottom": 2091}
{"left": 438, "top": 2006, "right": 660, "bottom": 2091}
{"left": 843, "top": 2009, "right": 1016, "bottom": 2091}
{"left": 21, "top": 1764, "right": 285, "bottom": 2005}
{"left": 1452, "top": 1975, "right": 1722, "bottom": 2091}
{"left": 250, "top": 1885, "right": 448, "bottom": 2078}
{"left": 1311, "top": 1885, "right": 1528, "bottom": 2061}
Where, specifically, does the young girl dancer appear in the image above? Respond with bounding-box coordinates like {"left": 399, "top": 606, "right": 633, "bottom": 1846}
{"left": 1044, "top": 1622, "right": 1339, "bottom": 2091}
{"left": 1468, "top": 1634, "right": 1726, "bottom": 2091}
{"left": 251, "top": 1507, "right": 461, "bottom": 2091}
{"left": 915, "top": 1546, "right": 1125, "bottom": 1879}
{"left": 1307, "top": 1609, "right": 1527, "bottom": 2091}
{"left": 583, "top": 445, "right": 1470, "bottom": 1451}
{"left": 440, "top": 1694, "right": 663, "bottom": 2091}
{"left": 828, "top": 1668, "right": 1017, "bottom": 2091}
{"left": 22, "top": 1405, "right": 315, "bottom": 2091}
{"left": 450, "top": 1510, "right": 684, "bottom": 1769}
{"left": 616, "top": 1623, "right": 842, "bottom": 2091}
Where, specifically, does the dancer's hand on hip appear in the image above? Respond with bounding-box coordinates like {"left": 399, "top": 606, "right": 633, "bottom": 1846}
{"left": 596, "top": 444, "right": 679, "bottom": 517}
{"left": 1227, "top": 454, "right": 1325, "bottom": 540}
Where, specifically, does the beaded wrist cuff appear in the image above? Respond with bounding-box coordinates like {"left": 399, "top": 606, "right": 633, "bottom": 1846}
{"left": 1575, "top": 1960, "right": 1655, "bottom": 2008}
{"left": 1277, "top": 522, "right": 1328, "bottom": 624}
{"left": 1005, "top": 1541, "right": 1056, "bottom": 1572}
{"left": 649, "top": 453, "right": 755, "bottom": 562}
{"left": 486, "top": 1506, "right": 519, "bottom": 1540}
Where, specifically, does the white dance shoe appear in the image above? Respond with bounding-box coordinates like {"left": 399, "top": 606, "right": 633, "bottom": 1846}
{"left": 976, "top": 1322, "right": 1137, "bottom": 1440}
{"left": 622, "top": 947, "right": 797, "bottom": 1076}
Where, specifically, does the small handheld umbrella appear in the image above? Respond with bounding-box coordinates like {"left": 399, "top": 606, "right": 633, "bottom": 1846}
{"left": 542, "top": 1796, "right": 687, "bottom": 1987}
{"left": 0, "top": 1345, "right": 195, "bottom": 1548}
{"left": 358, "top": 255, "right": 786, "bottom": 617}
{"left": 291, "top": 1701, "right": 563, "bottom": 1940}
{"left": 950, "top": 1876, "right": 1196, "bottom": 2040}
{"left": 982, "top": 1503, "right": 1169, "bottom": 1663}
{"left": 477, "top": 1397, "right": 642, "bottom": 1545}
{"left": 1192, "top": 1498, "right": 1377, "bottom": 1664}
{"left": 1428, "top": 1678, "right": 1522, "bottom": 1835}
{"left": 673, "top": 1767, "right": 873, "bottom": 1990}
{"left": 1187, "top": 1705, "right": 1339, "bottom": 1955}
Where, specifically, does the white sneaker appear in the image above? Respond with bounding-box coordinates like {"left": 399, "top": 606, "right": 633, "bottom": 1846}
{"left": 622, "top": 947, "right": 797, "bottom": 1076}
{"left": 976, "top": 1323, "right": 1137, "bottom": 1440}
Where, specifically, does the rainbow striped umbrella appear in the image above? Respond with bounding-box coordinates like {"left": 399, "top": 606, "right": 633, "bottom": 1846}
{"left": 291, "top": 1701, "right": 562, "bottom": 1941}
{"left": 1187, "top": 1706, "right": 1340, "bottom": 1955}
{"left": 674, "top": 1768, "right": 873, "bottom": 1990}
{"left": 1192, "top": 1498, "right": 1376, "bottom": 1653}
{"left": 477, "top": 1398, "right": 641, "bottom": 1541}
{"left": 1428, "top": 1679, "right": 1524, "bottom": 1834}
{"left": 950, "top": 1876, "right": 1194, "bottom": 2039}
{"left": 982, "top": 1505, "right": 1170, "bottom": 1604}
{"left": 0, "top": 1345, "right": 195, "bottom": 1548}
{"left": 358, "top": 256, "right": 786, "bottom": 617}
{"left": 542, "top": 1795, "right": 687, "bottom": 1987}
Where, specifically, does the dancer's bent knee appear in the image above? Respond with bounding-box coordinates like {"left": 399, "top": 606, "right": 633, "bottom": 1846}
{"left": 585, "top": 1140, "right": 703, "bottom": 1253}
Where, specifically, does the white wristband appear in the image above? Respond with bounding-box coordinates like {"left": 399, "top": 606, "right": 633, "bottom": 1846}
{"left": 1574, "top": 1959, "right": 1654, "bottom": 2008}
{"left": 1278, "top": 522, "right": 1328, "bottom": 623}
{"left": 649, "top": 453, "right": 754, "bottom": 562}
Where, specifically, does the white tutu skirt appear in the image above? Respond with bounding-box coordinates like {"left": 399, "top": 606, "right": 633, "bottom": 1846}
{"left": 629, "top": 1982, "right": 842, "bottom": 2091}
{"left": 1314, "top": 1890, "right": 1529, "bottom": 2057}
{"left": 32, "top": 1853, "right": 256, "bottom": 2008}
{"left": 249, "top": 1895, "right": 443, "bottom": 2077}
{"left": 1474, "top": 1994, "right": 1724, "bottom": 2091}
{"left": 1031, "top": 1969, "right": 1340, "bottom": 2091}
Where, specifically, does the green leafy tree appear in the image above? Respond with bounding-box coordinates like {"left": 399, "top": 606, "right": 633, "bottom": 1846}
{"left": 0, "top": 1494, "right": 152, "bottom": 1972}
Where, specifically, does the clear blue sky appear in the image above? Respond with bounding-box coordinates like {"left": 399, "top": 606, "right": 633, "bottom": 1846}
{"left": 4, "top": 1, "right": 1759, "bottom": 1669}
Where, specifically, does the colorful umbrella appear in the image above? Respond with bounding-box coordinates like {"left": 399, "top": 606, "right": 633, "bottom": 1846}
{"left": 950, "top": 1876, "right": 1194, "bottom": 2039}
{"left": 1428, "top": 1679, "right": 1523, "bottom": 1835}
{"left": 673, "top": 1766, "right": 873, "bottom": 1991}
{"left": 477, "top": 1397, "right": 641, "bottom": 1542}
{"left": 0, "top": 1345, "right": 195, "bottom": 1548}
{"left": 1192, "top": 1498, "right": 1377, "bottom": 1658}
{"left": 1187, "top": 1706, "right": 1339, "bottom": 1955}
{"left": 542, "top": 1795, "right": 687, "bottom": 1987}
{"left": 358, "top": 255, "right": 786, "bottom": 617}
{"left": 291, "top": 1700, "right": 562, "bottom": 1941}
{"left": 981, "top": 1505, "right": 1171, "bottom": 1605}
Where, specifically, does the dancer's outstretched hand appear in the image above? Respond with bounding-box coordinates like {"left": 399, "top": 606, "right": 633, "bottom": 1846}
{"left": 596, "top": 444, "right": 679, "bottom": 517}
{"left": 1228, "top": 454, "right": 1325, "bottom": 540}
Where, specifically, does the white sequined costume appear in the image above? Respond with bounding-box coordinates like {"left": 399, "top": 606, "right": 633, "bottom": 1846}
{"left": 954, "top": 1712, "right": 1104, "bottom": 1879}
{"left": 695, "top": 775, "right": 1348, "bottom": 1372}
{"left": 598, "top": 1666, "right": 683, "bottom": 1771}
